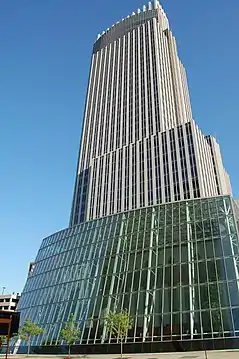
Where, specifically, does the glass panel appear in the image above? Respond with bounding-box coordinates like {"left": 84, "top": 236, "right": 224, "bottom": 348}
{"left": 219, "top": 282, "right": 230, "bottom": 308}
{"left": 201, "top": 311, "right": 212, "bottom": 334}
{"left": 232, "top": 308, "right": 239, "bottom": 331}
{"left": 181, "top": 287, "right": 190, "bottom": 311}
{"left": 154, "top": 290, "right": 163, "bottom": 314}
{"left": 225, "top": 258, "right": 237, "bottom": 281}
{"left": 222, "top": 308, "right": 233, "bottom": 332}
{"left": 216, "top": 259, "right": 227, "bottom": 281}
{"left": 172, "top": 288, "right": 180, "bottom": 312}
{"left": 209, "top": 283, "right": 220, "bottom": 309}
{"left": 163, "top": 288, "right": 171, "bottom": 313}
{"left": 205, "top": 240, "right": 214, "bottom": 258}
{"left": 198, "top": 261, "right": 207, "bottom": 283}
{"left": 228, "top": 281, "right": 239, "bottom": 307}
{"left": 207, "top": 260, "right": 217, "bottom": 282}
{"left": 211, "top": 309, "right": 222, "bottom": 333}
{"left": 200, "top": 285, "right": 209, "bottom": 309}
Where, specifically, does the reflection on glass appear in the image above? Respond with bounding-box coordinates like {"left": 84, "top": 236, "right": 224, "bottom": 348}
{"left": 17, "top": 196, "right": 239, "bottom": 346}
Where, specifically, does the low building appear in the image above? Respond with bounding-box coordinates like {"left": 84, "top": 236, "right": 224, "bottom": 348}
{"left": 0, "top": 294, "right": 20, "bottom": 312}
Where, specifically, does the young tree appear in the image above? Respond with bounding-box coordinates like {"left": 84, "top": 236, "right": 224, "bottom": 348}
{"left": 19, "top": 318, "right": 43, "bottom": 356}
{"left": 106, "top": 310, "right": 132, "bottom": 359}
{"left": 60, "top": 314, "right": 81, "bottom": 358}
{"left": 0, "top": 336, "right": 7, "bottom": 353}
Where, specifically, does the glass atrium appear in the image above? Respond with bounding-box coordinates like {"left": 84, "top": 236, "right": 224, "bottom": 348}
{"left": 18, "top": 195, "right": 239, "bottom": 352}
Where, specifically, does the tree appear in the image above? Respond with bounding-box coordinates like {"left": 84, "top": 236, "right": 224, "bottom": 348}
{"left": 60, "top": 314, "right": 81, "bottom": 358}
{"left": 19, "top": 318, "right": 43, "bottom": 356}
{"left": 106, "top": 310, "right": 132, "bottom": 359}
{"left": 0, "top": 336, "right": 7, "bottom": 353}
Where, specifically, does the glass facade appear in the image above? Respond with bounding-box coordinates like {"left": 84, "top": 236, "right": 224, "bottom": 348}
{"left": 18, "top": 196, "right": 239, "bottom": 352}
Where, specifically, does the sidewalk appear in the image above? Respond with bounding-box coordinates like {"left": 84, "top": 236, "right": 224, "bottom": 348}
{"left": 1, "top": 350, "right": 239, "bottom": 359}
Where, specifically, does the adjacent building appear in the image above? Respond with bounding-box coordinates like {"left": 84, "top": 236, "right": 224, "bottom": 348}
{"left": 17, "top": 1, "right": 239, "bottom": 354}
{"left": 0, "top": 294, "right": 20, "bottom": 312}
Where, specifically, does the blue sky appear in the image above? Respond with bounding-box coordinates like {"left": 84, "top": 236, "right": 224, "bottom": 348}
{"left": 0, "top": 0, "right": 239, "bottom": 294}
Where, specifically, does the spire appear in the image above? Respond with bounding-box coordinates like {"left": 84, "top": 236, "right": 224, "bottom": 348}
{"left": 148, "top": 2, "right": 152, "bottom": 10}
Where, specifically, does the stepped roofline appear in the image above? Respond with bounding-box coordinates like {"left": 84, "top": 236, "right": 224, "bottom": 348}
{"left": 95, "top": 1, "right": 168, "bottom": 42}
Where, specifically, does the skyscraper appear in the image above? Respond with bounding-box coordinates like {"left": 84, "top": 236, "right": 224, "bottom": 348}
{"left": 69, "top": 0, "right": 231, "bottom": 227}
{"left": 17, "top": 1, "right": 239, "bottom": 354}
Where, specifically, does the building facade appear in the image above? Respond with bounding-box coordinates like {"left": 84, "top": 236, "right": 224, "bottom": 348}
{"left": 69, "top": 0, "right": 231, "bottom": 227}
{"left": 0, "top": 294, "right": 20, "bottom": 312}
{"left": 17, "top": 0, "right": 238, "bottom": 354}
{"left": 18, "top": 196, "right": 239, "bottom": 352}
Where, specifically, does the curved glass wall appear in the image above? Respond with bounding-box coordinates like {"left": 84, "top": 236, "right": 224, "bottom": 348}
{"left": 18, "top": 196, "right": 239, "bottom": 349}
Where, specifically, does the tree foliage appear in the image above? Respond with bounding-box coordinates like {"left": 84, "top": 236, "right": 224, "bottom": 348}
{"left": 0, "top": 336, "right": 7, "bottom": 344}
{"left": 60, "top": 314, "right": 81, "bottom": 357}
{"left": 106, "top": 310, "right": 132, "bottom": 359}
{"left": 19, "top": 318, "right": 43, "bottom": 355}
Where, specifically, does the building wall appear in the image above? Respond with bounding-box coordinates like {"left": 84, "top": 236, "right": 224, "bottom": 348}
{"left": 0, "top": 294, "right": 20, "bottom": 312}
{"left": 18, "top": 196, "right": 239, "bottom": 349}
{"left": 206, "top": 135, "right": 232, "bottom": 196}
{"left": 69, "top": 1, "right": 230, "bottom": 226}
{"left": 71, "top": 119, "right": 226, "bottom": 224}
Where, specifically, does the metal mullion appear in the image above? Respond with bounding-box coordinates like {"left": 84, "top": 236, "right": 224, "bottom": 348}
{"left": 222, "top": 198, "right": 237, "bottom": 336}
{"left": 133, "top": 212, "right": 144, "bottom": 339}
{"left": 125, "top": 32, "right": 130, "bottom": 147}
{"left": 88, "top": 50, "right": 103, "bottom": 161}
{"left": 121, "top": 220, "right": 133, "bottom": 315}
{"left": 137, "top": 27, "right": 142, "bottom": 139}
{"left": 86, "top": 229, "right": 113, "bottom": 343}
{"left": 193, "top": 202, "right": 203, "bottom": 339}
{"left": 114, "top": 218, "right": 129, "bottom": 307}
{"left": 130, "top": 223, "right": 139, "bottom": 341}
{"left": 115, "top": 238, "right": 127, "bottom": 311}
{"left": 186, "top": 202, "right": 196, "bottom": 339}
{"left": 143, "top": 208, "right": 157, "bottom": 341}
{"left": 80, "top": 52, "right": 97, "bottom": 168}
{"left": 112, "top": 39, "right": 121, "bottom": 151}
{"left": 101, "top": 43, "right": 112, "bottom": 157}
{"left": 161, "top": 205, "right": 166, "bottom": 339}
{"left": 210, "top": 202, "right": 224, "bottom": 336}
{"left": 178, "top": 203, "right": 183, "bottom": 340}
{"left": 76, "top": 226, "right": 102, "bottom": 334}
{"left": 101, "top": 216, "right": 126, "bottom": 342}
{"left": 90, "top": 223, "right": 111, "bottom": 343}
{"left": 170, "top": 204, "right": 173, "bottom": 335}
{"left": 132, "top": 29, "right": 136, "bottom": 143}
{"left": 201, "top": 208, "right": 214, "bottom": 336}
{"left": 107, "top": 40, "right": 116, "bottom": 153}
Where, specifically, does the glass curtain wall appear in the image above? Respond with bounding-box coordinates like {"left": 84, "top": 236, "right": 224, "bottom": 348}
{"left": 18, "top": 196, "right": 239, "bottom": 347}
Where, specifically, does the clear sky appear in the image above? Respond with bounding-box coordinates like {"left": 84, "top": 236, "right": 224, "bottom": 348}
{"left": 0, "top": 0, "right": 239, "bottom": 295}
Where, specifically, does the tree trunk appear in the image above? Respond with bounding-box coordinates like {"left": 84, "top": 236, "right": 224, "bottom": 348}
{"left": 120, "top": 340, "right": 123, "bottom": 359}
{"left": 27, "top": 336, "right": 31, "bottom": 357}
{"left": 68, "top": 344, "right": 71, "bottom": 359}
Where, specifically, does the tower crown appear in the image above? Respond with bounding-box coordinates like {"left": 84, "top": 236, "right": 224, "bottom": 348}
{"left": 96, "top": 1, "right": 168, "bottom": 42}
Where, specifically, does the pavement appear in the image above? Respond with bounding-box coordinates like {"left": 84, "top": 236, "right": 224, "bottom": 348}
{"left": 1, "top": 351, "right": 239, "bottom": 359}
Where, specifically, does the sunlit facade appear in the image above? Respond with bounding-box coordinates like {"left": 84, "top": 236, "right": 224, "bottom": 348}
{"left": 69, "top": 1, "right": 231, "bottom": 227}
{"left": 17, "top": 0, "right": 238, "bottom": 354}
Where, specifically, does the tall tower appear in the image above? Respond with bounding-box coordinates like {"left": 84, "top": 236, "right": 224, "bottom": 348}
{"left": 70, "top": 0, "right": 231, "bottom": 226}
{"left": 17, "top": 2, "right": 239, "bottom": 354}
